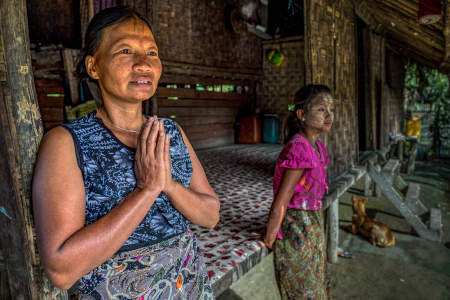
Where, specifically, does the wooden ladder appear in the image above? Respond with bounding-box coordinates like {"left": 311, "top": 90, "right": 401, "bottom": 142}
{"left": 366, "top": 160, "right": 442, "bottom": 242}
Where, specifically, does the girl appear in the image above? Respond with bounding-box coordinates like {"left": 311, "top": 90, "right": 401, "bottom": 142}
{"left": 264, "top": 84, "right": 334, "bottom": 299}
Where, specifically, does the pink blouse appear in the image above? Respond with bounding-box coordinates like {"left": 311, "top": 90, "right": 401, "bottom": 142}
{"left": 273, "top": 134, "right": 330, "bottom": 239}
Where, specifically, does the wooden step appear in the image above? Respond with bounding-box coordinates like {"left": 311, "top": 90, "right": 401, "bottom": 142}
{"left": 394, "top": 175, "right": 408, "bottom": 191}
{"left": 405, "top": 183, "right": 428, "bottom": 216}
{"left": 367, "top": 163, "right": 441, "bottom": 242}
{"left": 429, "top": 208, "right": 443, "bottom": 242}
{"left": 382, "top": 159, "right": 401, "bottom": 184}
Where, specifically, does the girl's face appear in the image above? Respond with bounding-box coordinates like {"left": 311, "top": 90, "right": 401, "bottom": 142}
{"left": 302, "top": 92, "right": 334, "bottom": 133}
{"left": 86, "top": 18, "right": 162, "bottom": 105}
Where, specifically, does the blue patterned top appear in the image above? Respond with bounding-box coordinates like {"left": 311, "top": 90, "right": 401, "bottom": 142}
{"left": 62, "top": 112, "right": 192, "bottom": 253}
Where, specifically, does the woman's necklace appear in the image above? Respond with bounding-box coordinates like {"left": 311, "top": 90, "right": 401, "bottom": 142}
{"left": 98, "top": 109, "right": 140, "bottom": 134}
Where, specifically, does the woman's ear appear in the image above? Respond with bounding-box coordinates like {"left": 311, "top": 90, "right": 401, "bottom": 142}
{"left": 85, "top": 55, "right": 99, "bottom": 80}
{"left": 296, "top": 109, "right": 304, "bottom": 120}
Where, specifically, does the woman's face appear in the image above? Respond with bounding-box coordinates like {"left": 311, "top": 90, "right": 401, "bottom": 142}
{"left": 302, "top": 92, "right": 334, "bottom": 133}
{"left": 86, "top": 18, "right": 162, "bottom": 105}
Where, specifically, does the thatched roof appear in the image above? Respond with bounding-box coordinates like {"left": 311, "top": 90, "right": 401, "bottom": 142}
{"left": 355, "top": 0, "right": 449, "bottom": 73}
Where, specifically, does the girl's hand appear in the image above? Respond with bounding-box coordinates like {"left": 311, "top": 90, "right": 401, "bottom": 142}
{"left": 134, "top": 117, "right": 167, "bottom": 193}
{"left": 264, "top": 231, "right": 276, "bottom": 249}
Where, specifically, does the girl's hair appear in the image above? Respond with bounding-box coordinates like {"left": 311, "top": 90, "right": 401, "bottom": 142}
{"left": 76, "top": 6, "right": 154, "bottom": 79}
{"left": 282, "top": 84, "right": 331, "bottom": 143}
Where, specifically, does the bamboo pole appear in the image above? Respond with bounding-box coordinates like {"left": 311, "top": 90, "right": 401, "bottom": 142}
{"left": 0, "top": 0, "right": 67, "bottom": 298}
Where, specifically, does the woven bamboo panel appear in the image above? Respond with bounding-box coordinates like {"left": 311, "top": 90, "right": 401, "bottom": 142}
{"left": 261, "top": 39, "right": 305, "bottom": 122}
{"left": 305, "top": 0, "right": 358, "bottom": 178}
{"left": 155, "top": 0, "right": 262, "bottom": 70}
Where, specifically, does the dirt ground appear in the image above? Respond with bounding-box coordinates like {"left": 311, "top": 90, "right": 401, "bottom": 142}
{"left": 218, "top": 159, "right": 450, "bottom": 300}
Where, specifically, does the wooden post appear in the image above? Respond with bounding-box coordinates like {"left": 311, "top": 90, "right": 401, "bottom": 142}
{"left": 364, "top": 173, "right": 373, "bottom": 196}
{"left": 398, "top": 140, "right": 404, "bottom": 162}
{"left": 407, "top": 141, "right": 418, "bottom": 175}
{"left": 0, "top": 0, "right": 67, "bottom": 298}
{"left": 327, "top": 199, "right": 339, "bottom": 263}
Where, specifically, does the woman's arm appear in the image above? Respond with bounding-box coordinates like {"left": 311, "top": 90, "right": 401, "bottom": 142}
{"left": 264, "top": 168, "right": 304, "bottom": 248}
{"left": 163, "top": 127, "right": 220, "bottom": 229}
{"left": 33, "top": 118, "right": 167, "bottom": 290}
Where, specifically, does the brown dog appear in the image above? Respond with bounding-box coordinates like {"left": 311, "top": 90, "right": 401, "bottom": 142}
{"left": 348, "top": 195, "right": 395, "bottom": 247}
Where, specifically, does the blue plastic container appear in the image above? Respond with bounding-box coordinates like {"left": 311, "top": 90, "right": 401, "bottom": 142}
{"left": 262, "top": 114, "right": 280, "bottom": 144}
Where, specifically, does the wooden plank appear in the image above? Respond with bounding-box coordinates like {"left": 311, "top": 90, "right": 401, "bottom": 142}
{"left": 43, "top": 121, "right": 63, "bottom": 131}
{"left": 156, "top": 87, "right": 248, "bottom": 101}
{"left": 191, "top": 135, "right": 234, "bottom": 150}
{"left": 185, "top": 127, "right": 234, "bottom": 142}
{"left": 158, "top": 98, "right": 241, "bottom": 108}
{"left": 62, "top": 48, "right": 80, "bottom": 105}
{"left": 405, "top": 182, "right": 427, "bottom": 216}
{"left": 381, "top": 159, "right": 400, "bottom": 184}
{"left": 159, "top": 74, "right": 254, "bottom": 88}
{"left": 34, "top": 79, "right": 65, "bottom": 93}
{"left": 183, "top": 122, "right": 234, "bottom": 134}
{"left": 429, "top": 208, "right": 442, "bottom": 239}
{"left": 173, "top": 115, "right": 236, "bottom": 127}
{"left": 36, "top": 96, "right": 65, "bottom": 109}
{"left": 39, "top": 107, "right": 64, "bottom": 121}
{"left": 161, "top": 59, "right": 263, "bottom": 81}
{"left": 367, "top": 163, "right": 440, "bottom": 241}
{"left": 158, "top": 107, "right": 237, "bottom": 118}
{"left": 0, "top": 0, "right": 67, "bottom": 297}
{"left": 364, "top": 173, "right": 373, "bottom": 196}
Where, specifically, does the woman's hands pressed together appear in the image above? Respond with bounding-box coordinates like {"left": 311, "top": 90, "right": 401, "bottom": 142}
{"left": 134, "top": 116, "right": 174, "bottom": 194}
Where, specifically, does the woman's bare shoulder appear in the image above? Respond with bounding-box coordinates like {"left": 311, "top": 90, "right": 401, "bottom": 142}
{"left": 40, "top": 126, "right": 73, "bottom": 149}
{"left": 36, "top": 125, "right": 78, "bottom": 168}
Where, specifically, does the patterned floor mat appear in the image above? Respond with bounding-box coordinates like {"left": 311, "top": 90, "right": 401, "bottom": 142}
{"left": 190, "top": 144, "right": 283, "bottom": 293}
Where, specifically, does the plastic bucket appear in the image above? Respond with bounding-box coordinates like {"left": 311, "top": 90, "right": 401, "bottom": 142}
{"left": 262, "top": 114, "right": 280, "bottom": 144}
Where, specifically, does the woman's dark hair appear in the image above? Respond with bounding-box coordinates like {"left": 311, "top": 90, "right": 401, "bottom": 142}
{"left": 76, "top": 6, "right": 154, "bottom": 79}
{"left": 282, "top": 84, "right": 331, "bottom": 143}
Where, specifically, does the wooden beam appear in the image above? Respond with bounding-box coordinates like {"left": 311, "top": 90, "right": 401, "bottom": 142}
{"left": 387, "top": 36, "right": 442, "bottom": 69}
{"left": 158, "top": 98, "right": 241, "bottom": 108}
{"left": 162, "top": 59, "right": 263, "bottom": 81}
{"left": 441, "top": 0, "right": 450, "bottom": 72}
{"left": 0, "top": 0, "right": 66, "bottom": 298}
{"left": 352, "top": 0, "right": 384, "bottom": 33}
{"left": 156, "top": 87, "right": 247, "bottom": 101}
{"left": 366, "top": 1, "right": 444, "bottom": 52}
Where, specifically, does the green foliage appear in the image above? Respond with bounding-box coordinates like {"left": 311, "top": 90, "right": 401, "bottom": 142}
{"left": 405, "top": 63, "right": 450, "bottom": 157}
{"left": 405, "top": 63, "right": 420, "bottom": 92}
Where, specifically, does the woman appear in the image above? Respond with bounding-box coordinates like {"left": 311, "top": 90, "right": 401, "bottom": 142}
{"left": 32, "top": 6, "right": 219, "bottom": 299}
{"left": 264, "top": 85, "right": 334, "bottom": 299}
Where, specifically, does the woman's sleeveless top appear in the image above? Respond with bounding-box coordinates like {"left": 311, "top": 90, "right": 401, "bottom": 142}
{"left": 62, "top": 112, "right": 192, "bottom": 252}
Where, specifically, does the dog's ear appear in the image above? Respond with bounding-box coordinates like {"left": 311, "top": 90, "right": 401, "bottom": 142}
{"left": 352, "top": 195, "right": 357, "bottom": 202}
{"left": 363, "top": 198, "right": 368, "bottom": 205}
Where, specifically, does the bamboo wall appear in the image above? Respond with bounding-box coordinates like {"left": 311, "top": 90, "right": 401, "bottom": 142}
{"left": 153, "top": 0, "right": 262, "bottom": 149}
{"left": 304, "top": 0, "right": 358, "bottom": 178}
{"left": 261, "top": 37, "right": 305, "bottom": 126}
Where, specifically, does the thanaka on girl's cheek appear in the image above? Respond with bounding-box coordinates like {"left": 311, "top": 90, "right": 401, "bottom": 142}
{"left": 301, "top": 93, "right": 334, "bottom": 132}
{"left": 303, "top": 110, "right": 326, "bottom": 130}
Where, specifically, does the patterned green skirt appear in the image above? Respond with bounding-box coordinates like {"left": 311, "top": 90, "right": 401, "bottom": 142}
{"left": 274, "top": 209, "right": 329, "bottom": 300}
{"left": 78, "top": 230, "right": 214, "bottom": 299}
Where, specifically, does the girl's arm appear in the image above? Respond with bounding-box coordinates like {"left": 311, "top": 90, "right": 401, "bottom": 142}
{"left": 264, "top": 168, "right": 304, "bottom": 248}
{"left": 163, "top": 127, "right": 220, "bottom": 228}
